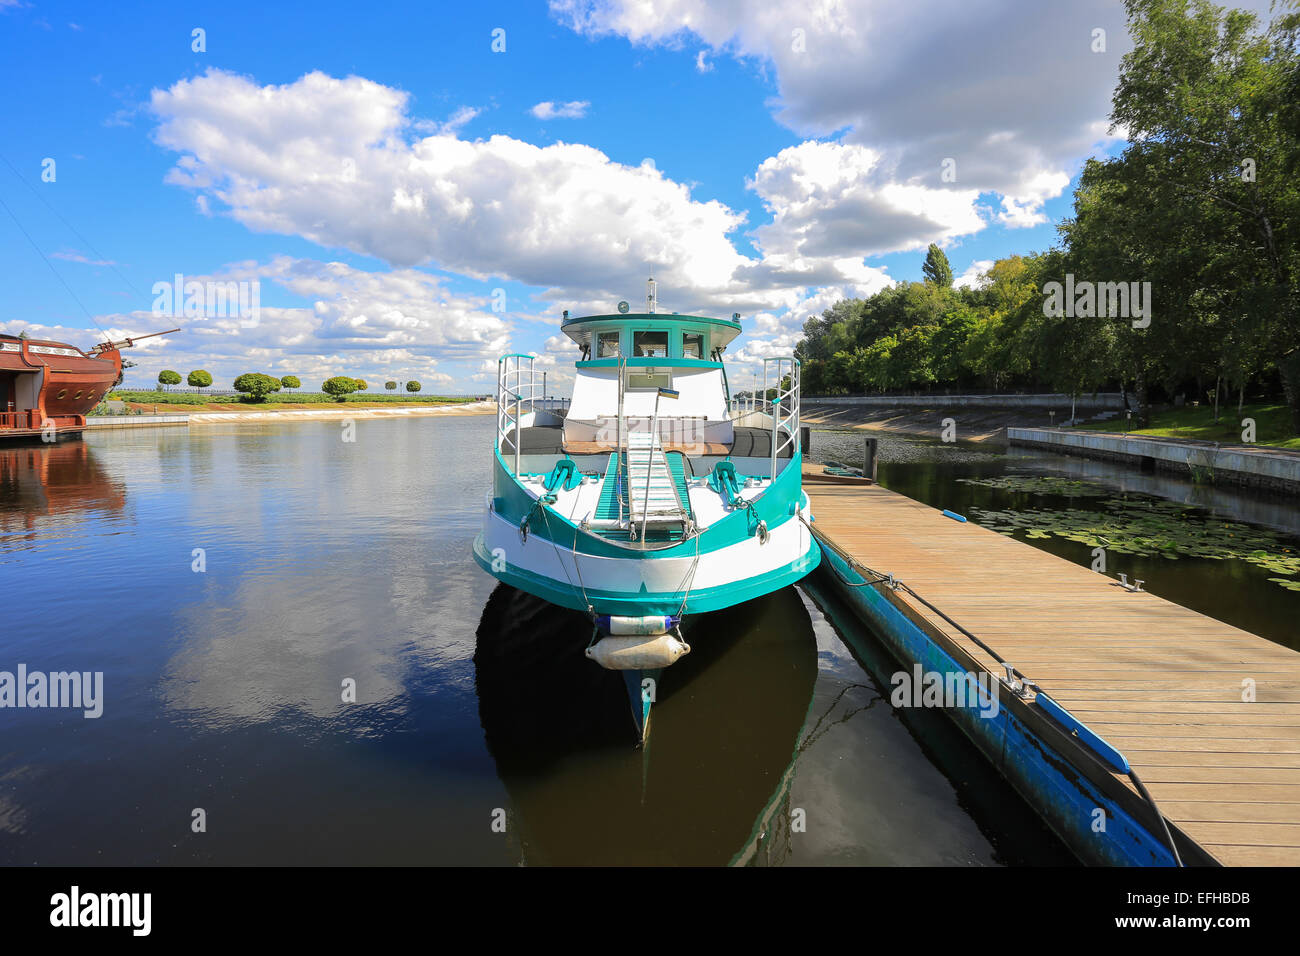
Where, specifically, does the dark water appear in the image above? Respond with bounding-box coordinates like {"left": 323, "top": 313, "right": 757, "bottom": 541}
{"left": 0, "top": 419, "right": 1074, "bottom": 865}
{"left": 814, "top": 430, "right": 1300, "bottom": 651}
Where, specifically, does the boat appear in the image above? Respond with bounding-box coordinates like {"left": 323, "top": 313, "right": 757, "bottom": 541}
{"left": 0, "top": 329, "right": 177, "bottom": 440}
{"left": 472, "top": 284, "right": 821, "bottom": 743}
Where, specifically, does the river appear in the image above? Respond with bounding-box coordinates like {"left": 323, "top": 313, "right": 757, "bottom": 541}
{"left": 8, "top": 418, "right": 1292, "bottom": 864}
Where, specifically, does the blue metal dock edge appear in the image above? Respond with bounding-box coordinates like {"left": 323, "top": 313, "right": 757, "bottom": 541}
{"left": 813, "top": 535, "right": 1210, "bottom": 867}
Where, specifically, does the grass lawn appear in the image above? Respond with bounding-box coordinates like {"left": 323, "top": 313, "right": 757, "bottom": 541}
{"left": 1078, "top": 403, "right": 1300, "bottom": 450}
{"left": 101, "top": 391, "right": 485, "bottom": 415}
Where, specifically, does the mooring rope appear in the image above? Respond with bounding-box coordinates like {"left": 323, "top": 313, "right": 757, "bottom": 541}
{"left": 674, "top": 526, "right": 703, "bottom": 619}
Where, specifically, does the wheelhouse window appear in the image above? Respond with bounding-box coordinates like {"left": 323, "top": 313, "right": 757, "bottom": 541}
{"left": 682, "top": 332, "right": 704, "bottom": 359}
{"left": 596, "top": 330, "right": 621, "bottom": 358}
{"left": 633, "top": 330, "right": 668, "bottom": 357}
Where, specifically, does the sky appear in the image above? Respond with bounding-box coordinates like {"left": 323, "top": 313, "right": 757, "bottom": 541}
{"left": 0, "top": 0, "right": 1279, "bottom": 394}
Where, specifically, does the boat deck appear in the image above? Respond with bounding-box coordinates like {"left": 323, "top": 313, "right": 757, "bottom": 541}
{"left": 802, "top": 464, "right": 1300, "bottom": 866}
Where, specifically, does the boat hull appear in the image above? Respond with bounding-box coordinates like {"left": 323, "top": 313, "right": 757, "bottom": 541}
{"left": 472, "top": 519, "right": 821, "bottom": 617}
{"left": 474, "top": 446, "right": 821, "bottom": 618}
{"left": 1, "top": 337, "right": 122, "bottom": 439}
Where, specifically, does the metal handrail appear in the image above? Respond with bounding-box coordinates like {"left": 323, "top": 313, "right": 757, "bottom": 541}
{"left": 763, "top": 356, "right": 800, "bottom": 480}
{"left": 497, "top": 354, "right": 540, "bottom": 475}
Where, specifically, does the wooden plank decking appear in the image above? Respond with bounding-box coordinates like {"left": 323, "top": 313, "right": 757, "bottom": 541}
{"left": 802, "top": 464, "right": 1300, "bottom": 866}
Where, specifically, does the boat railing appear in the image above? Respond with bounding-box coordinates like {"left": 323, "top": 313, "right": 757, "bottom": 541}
{"left": 763, "top": 356, "right": 800, "bottom": 481}
{"left": 497, "top": 353, "right": 541, "bottom": 475}
{"left": 0, "top": 410, "right": 40, "bottom": 430}
{"left": 728, "top": 393, "right": 759, "bottom": 418}
{"left": 617, "top": 354, "right": 626, "bottom": 527}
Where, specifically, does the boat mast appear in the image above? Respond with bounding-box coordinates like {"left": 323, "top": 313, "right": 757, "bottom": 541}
{"left": 87, "top": 328, "right": 180, "bottom": 355}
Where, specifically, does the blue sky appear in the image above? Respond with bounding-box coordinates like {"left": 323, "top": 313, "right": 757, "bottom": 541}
{"left": 5, "top": 0, "right": 1263, "bottom": 393}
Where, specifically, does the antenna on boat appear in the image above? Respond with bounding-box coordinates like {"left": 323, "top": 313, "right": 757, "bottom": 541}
{"left": 646, "top": 273, "right": 656, "bottom": 314}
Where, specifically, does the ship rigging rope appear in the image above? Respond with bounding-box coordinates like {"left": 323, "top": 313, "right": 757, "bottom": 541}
{"left": 0, "top": 192, "right": 109, "bottom": 338}
{"left": 0, "top": 152, "right": 151, "bottom": 308}
{"left": 531, "top": 502, "right": 592, "bottom": 617}
{"left": 798, "top": 513, "right": 1185, "bottom": 866}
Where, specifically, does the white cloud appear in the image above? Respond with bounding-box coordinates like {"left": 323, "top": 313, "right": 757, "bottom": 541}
{"left": 748, "top": 141, "right": 985, "bottom": 261}
{"left": 3, "top": 257, "right": 511, "bottom": 392}
{"left": 51, "top": 249, "right": 118, "bottom": 267}
{"left": 550, "top": 0, "right": 1133, "bottom": 224}
{"left": 151, "top": 70, "right": 748, "bottom": 306}
{"left": 434, "top": 105, "right": 481, "bottom": 134}
{"left": 529, "top": 100, "right": 590, "bottom": 120}
{"left": 954, "top": 259, "right": 994, "bottom": 290}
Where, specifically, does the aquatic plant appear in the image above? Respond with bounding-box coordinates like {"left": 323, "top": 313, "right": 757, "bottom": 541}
{"left": 956, "top": 475, "right": 1109, "bottom": 497}
{"left": 967, "top": 495, "right": 1300, "bottom": 590}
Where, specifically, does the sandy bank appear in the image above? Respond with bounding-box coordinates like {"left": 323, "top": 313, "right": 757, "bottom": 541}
{"left": 188, "top": 401, "right": 496, "bottom": 425}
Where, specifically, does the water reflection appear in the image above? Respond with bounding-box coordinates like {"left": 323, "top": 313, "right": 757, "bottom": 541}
{"left": 474, "top": 582, "right": 818, "bottom": 865}
{"left": 0, "top": 441, "right": 125, "bottom": 534}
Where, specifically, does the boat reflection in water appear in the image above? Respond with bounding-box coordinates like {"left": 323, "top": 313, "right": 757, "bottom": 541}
{"left": 474, "top": 581, "right": 818, "bottom": 865}
{"left": 0, "top": 441, "right": 125, "bottom": 534}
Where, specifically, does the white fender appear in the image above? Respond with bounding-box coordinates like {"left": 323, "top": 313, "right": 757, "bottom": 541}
{"left": 585, "top": 634, "right": 691, "bottom": 670}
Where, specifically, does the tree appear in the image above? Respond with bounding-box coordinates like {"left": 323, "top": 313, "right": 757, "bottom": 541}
{"left": 385, "top": 380, "right": 398, "bottom": 391}
{"left": 280, "top": 375, "right": 300, "bottom": 390}
{"left": 1108, "top": 0, "right": 1300, "bottom": 429}
{"left": 322, "top": 376, "right": 360, "bottom": 401}
{"left": 233, "top": 373, "right": 282, "bottom": 402}
{"left": 922, "top": 243, "right": 954, "bottom": 288}
{"left": 187, "top": 369, "right": 213, "bottom": 389}
{"left": 355, "top": 379, "right": 368, "bottom": 391}
{"left": 405, "top": 380, "right": 421, "bottom": 393}
{"left": 158, "top": 370, "right": 181, "bottom": 390}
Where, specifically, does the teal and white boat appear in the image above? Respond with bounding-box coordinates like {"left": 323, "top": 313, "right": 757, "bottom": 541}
{"left": 473, "top": 286, "right": 820, "bottom": 741}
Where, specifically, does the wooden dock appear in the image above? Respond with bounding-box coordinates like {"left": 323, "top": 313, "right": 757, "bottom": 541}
{"left": 802, "top": 464, "right": 1300, "bottom": 866}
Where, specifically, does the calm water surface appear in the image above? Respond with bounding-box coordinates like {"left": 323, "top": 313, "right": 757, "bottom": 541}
{"left": 1, "top": 418, "right": 1076, "bottom": 865}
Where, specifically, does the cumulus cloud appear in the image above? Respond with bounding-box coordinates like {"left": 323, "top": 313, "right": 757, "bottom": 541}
{"left": 954, "top": 259, "right": 994, "bottom": 290}
{"left": 530, "top": 100, "right": 590, "bottom": 120}
{"left": 4, "top": 257, "right": 511, "bottom": 391}
{"left": 151, "top": 70, "right": 754, "bottom": 307}
{"left": 748, "top": 141, "right": 984, "bottom": 260}
{"left": 549, "top": 0, "right": 1135, "bottom": 224}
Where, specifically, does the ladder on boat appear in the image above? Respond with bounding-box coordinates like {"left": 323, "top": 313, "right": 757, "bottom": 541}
{"left": 626, "top": 431, "right": 688, "bottom": 536}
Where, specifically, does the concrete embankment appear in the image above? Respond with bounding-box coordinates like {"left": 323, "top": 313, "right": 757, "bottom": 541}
{"left": 803, "top": 400, "right": 1102, "bottom": 441}
{"left": 1009, "top": 427, "right": 1300, "bottom": 493}
{"left": 808, "top": 393, "right": 1123, "bottom": 410}
{"left": 84, "top": 415, "right": 190, "bottom": 429}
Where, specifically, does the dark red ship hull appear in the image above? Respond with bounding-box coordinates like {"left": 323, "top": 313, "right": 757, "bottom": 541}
{"left": 0, "top": 335, "right": 124, "bottom": 439}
